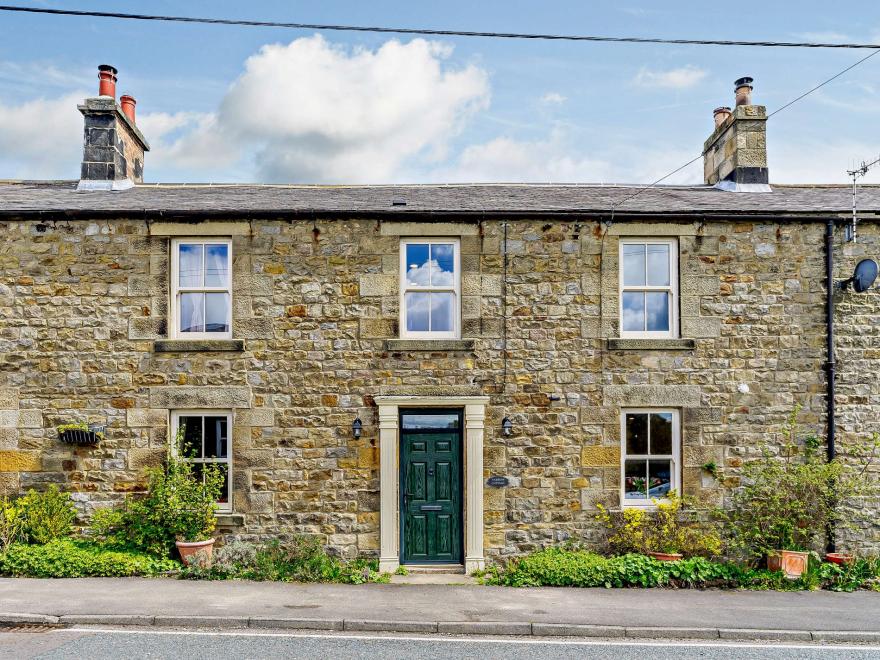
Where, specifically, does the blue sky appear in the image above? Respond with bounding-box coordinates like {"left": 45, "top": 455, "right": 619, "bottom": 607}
{"left": 1, "top": 0, "right": 880, "bottom": 184}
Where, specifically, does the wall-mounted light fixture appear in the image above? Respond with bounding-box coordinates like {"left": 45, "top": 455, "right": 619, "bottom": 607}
{"left": 501, "top": 416, "right": 513, "bottom": 436}
{"left": 352, "top": 416, "right": 362, "bottom": 439}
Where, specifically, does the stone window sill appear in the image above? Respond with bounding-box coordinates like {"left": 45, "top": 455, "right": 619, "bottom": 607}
{"left": 383, "top": 339, "right": 476, "bottom": 352}
{"left": 215, "top": 513, "right": 244, "bottom": 527}
{"left": 606, "top": 338, "right": 696, "bottom": 351}
{"left": 153, "top": 339, "right": 244, "bottom": 353}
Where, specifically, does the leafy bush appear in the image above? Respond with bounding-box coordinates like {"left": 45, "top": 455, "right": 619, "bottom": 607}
{"left": 181, "top": 536, "right": 389, "bottom": 584}
{"left": 596, "top": 492, "right": 722, "bottom": 558}
{"left": 722, "top": 406, "right": 880, "bottom": 562}
{"left": 96, "top": 453, "right": 223, "bottom": 557}
{"left": 0, "top": 539, "right": 178, "bottom": 578}
{"left": 0, "top": 496, "right": 23, "bottom": 551}
{"left": 17, "top": 486, "right": 77, "bottom": 545}
{"left": 482, "top": 546, "right": 880, "bottom": 592}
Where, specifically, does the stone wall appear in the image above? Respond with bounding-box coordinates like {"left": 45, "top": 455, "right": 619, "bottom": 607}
{"left": 0, "top": 214, "right": 877, "bottom": 558}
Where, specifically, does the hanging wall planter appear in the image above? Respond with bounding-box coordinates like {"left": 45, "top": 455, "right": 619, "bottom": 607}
{"left": 57, "top": 423, "right": 104, "bottom": 446}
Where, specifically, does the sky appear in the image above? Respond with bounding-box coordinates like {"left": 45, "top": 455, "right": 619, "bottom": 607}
{"left": 1, "top": 0, "right": 880, "bottom": 185}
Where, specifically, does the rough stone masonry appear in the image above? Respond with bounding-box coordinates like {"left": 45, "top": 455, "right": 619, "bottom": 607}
{"left": 0, "top": 211, "right": 877, "bottom": 559}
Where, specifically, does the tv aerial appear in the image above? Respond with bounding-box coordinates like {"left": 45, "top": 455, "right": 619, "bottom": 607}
{"left": 839, "top": 258, "right": 879, "bottom": 293}
{"left": 846, "top": 155, "right": 880, "bottom": 242}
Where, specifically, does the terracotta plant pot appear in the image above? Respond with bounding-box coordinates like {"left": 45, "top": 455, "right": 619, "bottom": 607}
{"left": 825, "top": 553, "right": 855, "bottom": 566}
{"left": 648, "top": 551, "right": 683, "bottom": 562}
{"left": 176, "top": 538, "right": 215, "bottom": 567}
{"left": 767, "top": 550, "right": 808, "bottom": 578}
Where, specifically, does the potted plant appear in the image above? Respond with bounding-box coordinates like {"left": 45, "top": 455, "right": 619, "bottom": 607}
{"left": 115, "top": 439, "right": 224, "bottom": 566}
{"left": 723, "top": 406, "right": 880, "bottom": 579}
{"left": 57, "top": 422, "right": 104, "bottom": 445}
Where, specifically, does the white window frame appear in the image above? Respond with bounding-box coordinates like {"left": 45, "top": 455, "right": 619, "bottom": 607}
{"left": 620, "top": 408, "right": 681, "bottom": 509}
{"left": 399, "top": 238, "right": 461, "bottom": 339}
{"left": 170, "top": 410, "right": 233, "bottom": 512}
{"left": 170, "top": 238, "right": 233, "bottom": 340}
{"left": 618, "top": 238, "right": 679, "bottom": 339}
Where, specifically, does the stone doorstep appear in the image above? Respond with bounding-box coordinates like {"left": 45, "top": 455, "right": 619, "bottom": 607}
{"left": 6, "top": 613, "right": 873, "bottom": 642}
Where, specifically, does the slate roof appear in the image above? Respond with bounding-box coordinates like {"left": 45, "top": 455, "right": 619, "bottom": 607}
{"left": 1, "top": 180, "right": 878, "bottom": 218}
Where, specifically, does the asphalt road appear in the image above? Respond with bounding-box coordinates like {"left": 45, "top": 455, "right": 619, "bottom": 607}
{"left": 2, "top": 628, "right": 880, "bottom": 660}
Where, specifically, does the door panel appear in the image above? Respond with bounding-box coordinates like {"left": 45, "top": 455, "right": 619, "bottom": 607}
{"left": 400, "top": 412, "right": 463, "bottom": 564}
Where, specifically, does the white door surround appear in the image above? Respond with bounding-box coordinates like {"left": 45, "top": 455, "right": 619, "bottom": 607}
{"left": 374, "top": 395, "right": 489, "bottom": 574}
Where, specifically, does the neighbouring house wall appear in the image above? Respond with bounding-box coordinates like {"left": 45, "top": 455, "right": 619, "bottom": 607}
{"left": 0, "top": 215, "right": 877, "bottom": 558}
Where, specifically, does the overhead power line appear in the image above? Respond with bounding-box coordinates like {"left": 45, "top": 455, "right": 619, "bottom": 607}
{"left": 609, "top": 47, "right": 880, "bottom": 214}
{"left": 2, "top": 4, "right": 880, "bottom": 50}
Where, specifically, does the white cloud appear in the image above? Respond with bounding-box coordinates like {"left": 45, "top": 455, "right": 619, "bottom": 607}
{"left": 633, "top": 65, "right": 707, "bottom": 90}
{"left": 165, "top": 35, "right": 490, "bottom": 183}
{"left": 433, "top": 125, "right": 703, "bottom": 185}
{"left": 0, "top": 92, "right": 85, "bottom": 179}
{"left": 540, "top": 92, "right": 567, "bottom": 105}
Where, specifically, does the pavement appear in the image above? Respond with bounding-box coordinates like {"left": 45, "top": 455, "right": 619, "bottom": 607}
{"left": 1, "top": 577, "right": 880, "bottom": 643}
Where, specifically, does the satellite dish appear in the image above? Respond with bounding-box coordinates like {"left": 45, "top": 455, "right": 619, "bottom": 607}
{"left": 842, "top": 258, "right": 879, "bottom": 293}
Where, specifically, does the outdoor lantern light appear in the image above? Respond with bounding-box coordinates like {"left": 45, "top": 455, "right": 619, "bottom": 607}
{"left": 502, "top": 416, "right": 513, "bottom": 436}
{"left": 352, "top": 416, "right": 362, "bottom": 439}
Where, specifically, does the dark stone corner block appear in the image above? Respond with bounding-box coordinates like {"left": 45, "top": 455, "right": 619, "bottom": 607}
{"left": 153, "top": 339, "right": 245, "bottom": 353}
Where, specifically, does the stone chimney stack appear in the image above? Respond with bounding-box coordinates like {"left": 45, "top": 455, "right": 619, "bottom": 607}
{"left": 77, "top": 64, "right": 149, "bottom": 191}
{"left": 703, "top": 76, "right": 770, "bottom": 192}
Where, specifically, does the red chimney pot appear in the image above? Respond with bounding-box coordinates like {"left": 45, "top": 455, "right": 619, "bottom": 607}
{"left": 97, "top": 64, "right": 118, "bottom": 99}
{"left": 120, "top": 95, "right": 136, "bottom": 124}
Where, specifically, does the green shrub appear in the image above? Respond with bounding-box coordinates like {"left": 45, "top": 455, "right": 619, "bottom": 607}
{"left": 17, "top": 486, "right": 77, "bottom": 545}
{"left": 0, "top": 496, "right": 24, "bottom": 552}
{"left": 181, "top": 536, "right": 389, "bottom": 584}
{"left": 722, "top": 406, "right": 880, "bottom": 562}
{"left": 0, "top": 539, "right": 178, "bottom": 578}
{"left": 97, "top": 452, "right": 223, "bottom": 557}
{"left": 482, "top": 546, "right": 880, "bottom": 592}
{"left": 596, "top": 492, "right": 722, "bottom": 558}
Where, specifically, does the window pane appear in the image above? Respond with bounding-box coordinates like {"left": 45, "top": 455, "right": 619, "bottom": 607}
{"left": 430, "top": 292, "right": 454, "bottom": 332}
{"left": 204, "top": 244, "right": 229, "bottom": 287}
{"left": 648, "top": 460, "right": 673, "bottom": 498}
{"left": 178, "top": 244, "right": 203, "bottom": 287}
{"left": 405, "top": 292, "right": 430, "bottom": 332}
{"left": 645, "top": 292, "right": 670, "bottom": 332}
{"left": 178, "top": 416, "right": 203, "bottom": 458}
{"left": 402, "top": 413, "right": 460, "bottom": 430}
{"left": 646, "top": 244, "right": 670, "bottom": 286}
{"left": 215, "top": 464, "right": 230, "bottom": 504}
{"left": 650, "top": 413, "right": 673, "bottom": 454}
{"left": 405, "top": 244, "right": 430, "bottom": 286}
{"left": 203, "top": 416, "right": 229, "bottom": 458}
{"left": 205, "top": 293, "right": 230, "bottom": 333}
{"left": 622, "top": 243, "right": 646, "bottom": 286}
{"left": 179, "top": 293, "right": 204, "bottom": 333}
{"left": 431, "top": 243, "right": 455, "bottom": 286}
{"left": 621, "top": 292, "right": 645, "bottom": 332}
{"left": 624, "top": 460, "right": 648, "bottom": 500}
{"left": 625, "top": 413, "right": 648, "bottom": 454}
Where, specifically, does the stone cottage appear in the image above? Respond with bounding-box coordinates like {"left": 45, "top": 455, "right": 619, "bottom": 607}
{"left": 1, "top": 67, "right": 878, "bottom": 571}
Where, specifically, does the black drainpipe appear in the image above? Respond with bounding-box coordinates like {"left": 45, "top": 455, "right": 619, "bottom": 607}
{"left": 825, "top": 217, "right": 837, "bottom": 553}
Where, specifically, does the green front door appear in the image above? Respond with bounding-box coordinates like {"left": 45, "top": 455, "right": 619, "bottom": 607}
{"left": 400, "top": 410, "right": 463, "bottom": 564}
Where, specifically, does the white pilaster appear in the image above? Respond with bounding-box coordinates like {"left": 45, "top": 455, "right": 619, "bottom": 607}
{"left": 378, "top": 404, "right": 400, "bottom": 573}
{"left": 464, "top": 403, "right": 486, "bottom": 573}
